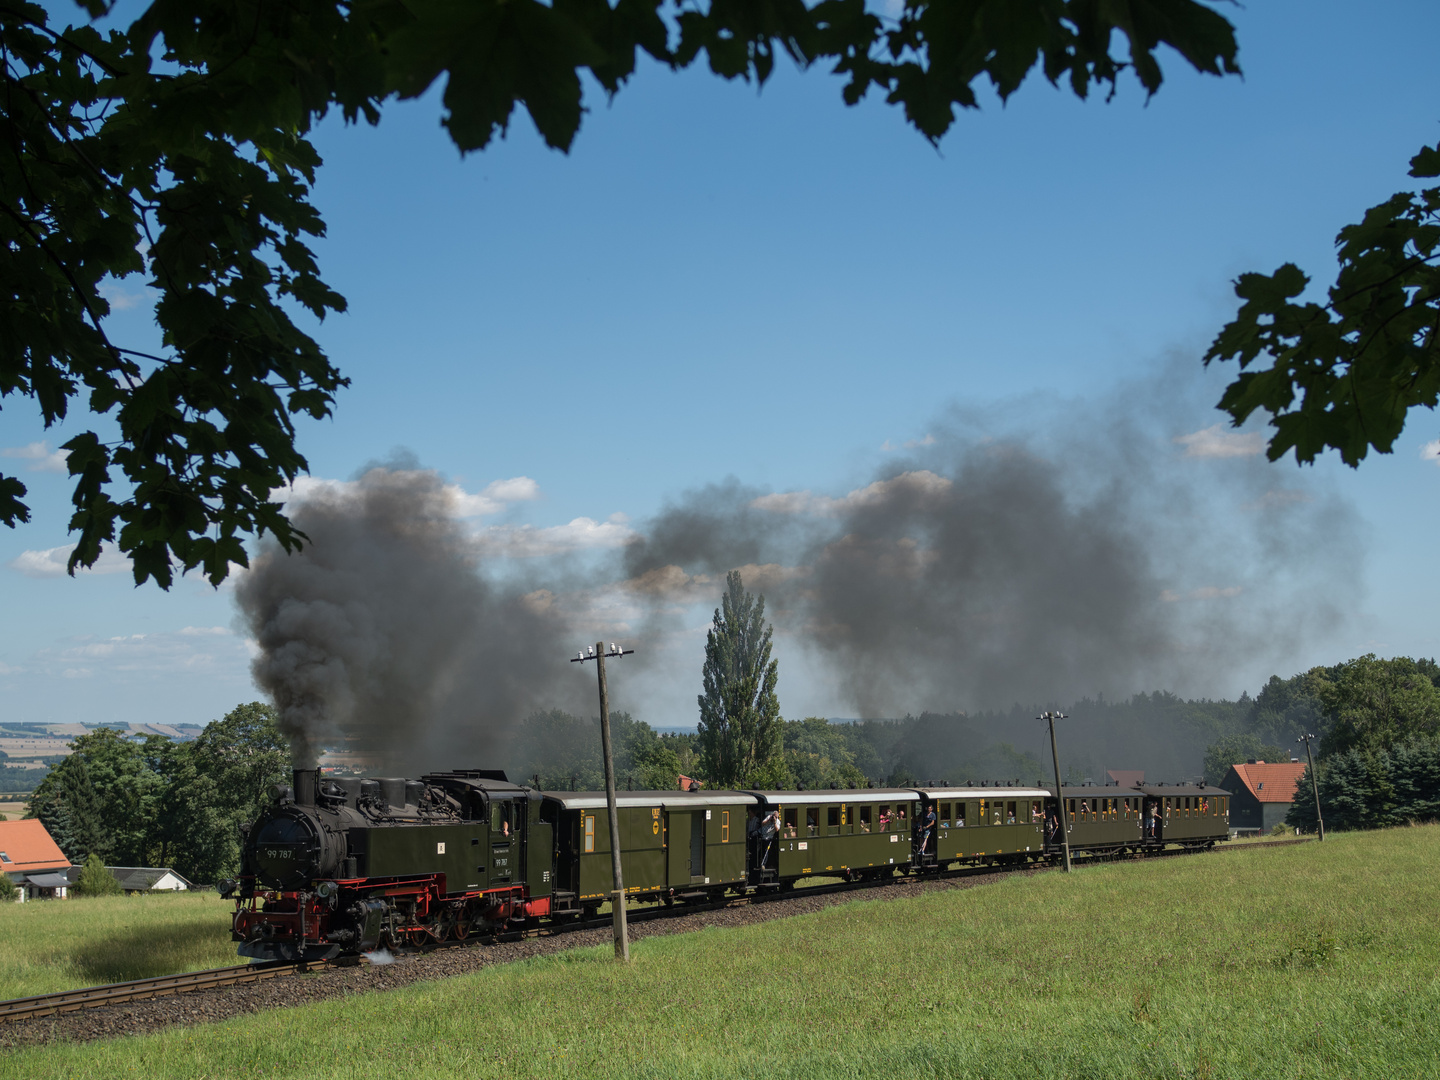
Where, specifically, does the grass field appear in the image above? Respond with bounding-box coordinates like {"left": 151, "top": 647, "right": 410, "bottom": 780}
{"left": 7, "top": 827, "right": 1440, "bottom": 1079}
{"left": 0, "top": 891, "right": 236, "bottom": 1000}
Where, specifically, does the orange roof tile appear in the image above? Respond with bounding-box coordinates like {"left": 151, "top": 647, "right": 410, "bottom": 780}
{"left": 1228, "top": 762, "right": 1307, "bottom": 803}
{"left": 0, "top": 819, "right": 72, "bottom": 873}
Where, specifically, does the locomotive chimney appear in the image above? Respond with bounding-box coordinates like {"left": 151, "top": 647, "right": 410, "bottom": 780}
{"left": 293, "top": 768, "right": 317, "bottom": 807}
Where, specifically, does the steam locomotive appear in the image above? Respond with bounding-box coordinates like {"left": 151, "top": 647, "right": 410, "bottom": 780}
{"left": 231, "top": 767, "right": 1231, "bottom": 962}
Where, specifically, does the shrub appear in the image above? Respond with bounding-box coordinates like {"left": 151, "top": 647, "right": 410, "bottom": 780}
{"left": 0, "top": 874, "right": 17, "bottom": 902}
{"left": 72, "top": 853, "right": 121, "bottom": 897}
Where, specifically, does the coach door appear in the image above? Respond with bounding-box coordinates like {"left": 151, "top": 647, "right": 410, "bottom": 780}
{"left": 689, "top": 811, "right": 706, "bottom": 881}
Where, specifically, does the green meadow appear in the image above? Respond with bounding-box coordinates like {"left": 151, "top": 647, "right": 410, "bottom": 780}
{"left": 7, "top": 828, "right": 1439, "bottom": 1079}
{"left": 0, "top": 891, "right": 236, "bottom": 1000}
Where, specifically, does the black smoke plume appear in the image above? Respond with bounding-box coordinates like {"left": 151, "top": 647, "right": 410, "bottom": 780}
{"left": 621, "top": 382, "right": 1363, "bottom": 725}
{"left": 235, "top": 463, "right": 588, "bottom": 770}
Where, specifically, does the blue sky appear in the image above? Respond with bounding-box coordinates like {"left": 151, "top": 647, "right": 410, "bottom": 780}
{"left": 3, "top": 0, "right": 1438, "bottom": 730}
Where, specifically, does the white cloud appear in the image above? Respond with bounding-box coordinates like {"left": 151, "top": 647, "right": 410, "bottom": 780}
{"left": 752, "top": 470, "right": 952, "bottom": 517}
{"left": 1173, "top": 424, "right": 1265, "bottom": 459}
{"left": 880, "top": 433, "right": 937, "bottom": 452}
{"left": 273, "top": 472, "right": 542, "bottom": 519}
{"left": 1, "top": 441, "right": 69, "bottom": 473}
{"left": 98, "top": 280, "right": 145, "bottom": 311}
{"left": 623, "top": 562, "right": 809, "bottom": 604}
{"left": 27, "top": 629, "right": 252, "bottom": 678}
{"left": 1422, "top": 439, "right": 1440, "bottom": 466}
{"left": 1160, "top": 585, "right": 1243, "bottom": 602}
{"left": 10, "top": 543, "right": 131, "bottom": 578}
{"left": 474, "top": 516, "right": 637, "bottom": 558}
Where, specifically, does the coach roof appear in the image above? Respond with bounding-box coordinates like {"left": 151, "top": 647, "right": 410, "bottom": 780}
{"left": 542, "top": 791, "right": 758, "bottom": 810}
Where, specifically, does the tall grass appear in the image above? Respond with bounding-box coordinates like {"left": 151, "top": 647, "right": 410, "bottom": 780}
{"left": 8, "top": 826, "right": 1439, "bottom": 1078}
{"left": 0, "top": 891, "right": 236, "bottom": 999}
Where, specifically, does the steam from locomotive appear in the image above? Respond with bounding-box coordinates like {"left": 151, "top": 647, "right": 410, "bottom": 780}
{"left": 236, "top": 379, "right": 1361, "bottom": 764}
{"left": 235, "top": 464, "right": 590, "bottom": 771}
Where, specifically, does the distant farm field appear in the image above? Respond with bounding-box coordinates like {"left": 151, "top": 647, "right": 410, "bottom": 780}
{"left": 9, "top": 828, "right": 1440, "bottom": 1079}
{"left": 0, "top": 891, "right": 235, "bottom": 1000}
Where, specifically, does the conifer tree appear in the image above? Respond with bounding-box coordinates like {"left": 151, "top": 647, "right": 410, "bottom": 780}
{"left": 698, "top": 571, "right": 782, "bottom": 787}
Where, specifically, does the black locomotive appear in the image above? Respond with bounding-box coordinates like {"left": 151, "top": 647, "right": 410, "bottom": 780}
{"left": 232, "top": 767, "right": 1231, "bottom": 961}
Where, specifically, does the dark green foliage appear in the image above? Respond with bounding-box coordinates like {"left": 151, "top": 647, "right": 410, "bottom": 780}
{"left": 1318, "top": 655, "right": 1440, "bottom": 758}
{"left": 781, "top": 717, "right": 868, "bottom": 790}
{"left": 0, "top": 873, "right": 17, "bottom": 902}
{"left": 1207, "top": 140, "right": 1440, "bottom": 467}
{"left": 698, "top": 571, "right": 782, "bottom": 787}
{"left": 72, "top": 852, "right": 122, "bottom": 897}
{"left": 3, "top": 1, "right": 1239, "bottom": 582}
{"left": 31, "top": 749, "right": 111, "bottom": 864}
{"left": 24, "top": 703, "right": 290, "bottom": 883}
{"left": 506, "top": 709, "right": 690, "bottom": 790}
{"left": 0, "top": 765, "right": 48, "bottom": 792}
{"left": 1287, "top": 737, "right": 1440, "bottom": 833}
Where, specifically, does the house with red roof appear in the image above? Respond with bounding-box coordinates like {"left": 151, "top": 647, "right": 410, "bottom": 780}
{"left": 1219, "top": 760, "right": 1308, "bottom": 834}
{"left": 0, "top": 818, "right": 74, "bottom": 901}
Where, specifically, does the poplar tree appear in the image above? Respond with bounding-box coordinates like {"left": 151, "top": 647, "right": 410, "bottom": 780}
{"left": 698, "top": 570, "right": 781, "bottom": 787}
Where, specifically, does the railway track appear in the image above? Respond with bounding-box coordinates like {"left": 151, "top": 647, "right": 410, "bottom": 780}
{"left": 0, "top": 838, "right": 1306, "bottom": 1024}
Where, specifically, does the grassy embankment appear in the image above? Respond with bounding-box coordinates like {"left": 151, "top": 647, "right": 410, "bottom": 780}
{"left": 9, "top": 827, "right": 1440, "bottom": 1079}
{"left": 0, "top": 891, "right": 236, "bottom": 1000}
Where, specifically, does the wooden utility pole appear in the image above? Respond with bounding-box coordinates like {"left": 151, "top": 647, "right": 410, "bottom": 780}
{"left": 1299, "top": 733, "right": 1325, "bottom": 841}
{"left": 1041, "top": 712, "right": 1072, "bottom": 873}
{"left": 573, "top": 642, "right": 634, "bottom": 961}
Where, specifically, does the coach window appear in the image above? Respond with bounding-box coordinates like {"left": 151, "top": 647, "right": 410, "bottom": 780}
{"left": 1006, "top": 801, "right": 1017, "bottom": 825}
{"left": 859, "top": 805, "right": 872, "bottom": 833}
{"left": 1067, "top": 799, "right": 1076, "bottom": 824}
{"left": 939, "top": 803, "right": 952, "bottom": 827}
{"left": 783, "top": 808, "right": 799, "bottom": 838}
{"left": 827, "top": 806, "right": 840, "bottom": 834}
{"left": 957, "top": 803, "right": 968, "bottom": 827}
{"left": 807, "top": 808, "right": 820, "bottom": 836}
{"left": 721, "top": 810, "right": 730, "bottom": 843}
{"left": 583, "top": 815, "right": 595, "bottom": 853}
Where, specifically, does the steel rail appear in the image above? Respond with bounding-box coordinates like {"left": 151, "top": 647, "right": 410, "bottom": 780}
{"left": 0, "top": 958, "right": 347, "bottom": 1023}
{"left": 1, "top": 836, "right": 1303, "bottom": 1024}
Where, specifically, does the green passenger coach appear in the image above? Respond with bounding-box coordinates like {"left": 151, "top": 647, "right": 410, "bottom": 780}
{"left": 746, "top": 789, "right": 921, "bottom": 882}
{"left": 541, "top": 790, "right": 756, "bottom": 910}
{"left": 911, "top": 785, "right": 1052, "bottom": 865}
